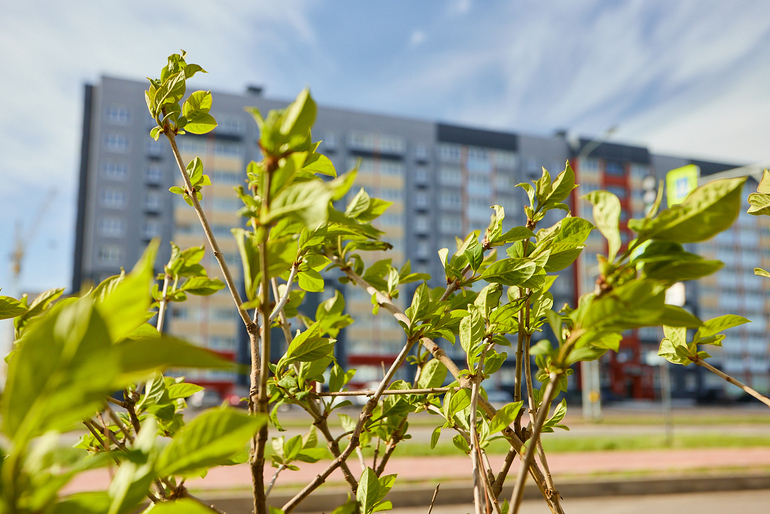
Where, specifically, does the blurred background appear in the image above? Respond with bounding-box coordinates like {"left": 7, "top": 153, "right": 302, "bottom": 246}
{"left": 4, "top": 2, "right": 770, "bottom": 511}
{"left": 4, "top": 1, "right": 770, "bottom": 403}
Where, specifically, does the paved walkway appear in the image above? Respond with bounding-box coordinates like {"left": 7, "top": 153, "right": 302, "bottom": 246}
{"left": 62, "top": 447, "right": 770, "bottom": 495}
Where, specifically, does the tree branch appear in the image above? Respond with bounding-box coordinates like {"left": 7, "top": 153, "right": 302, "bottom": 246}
{"left": 156, "top": 272, "right": 170, "bottom": 333}
{"left": 508, "top": 372, "right": 559, "bottom": 514}
{"left": 317, "top": 386, "right": 459, "bottom": 397}
{"left": 695, "top": 357, "right": 770, "bottom": 408}
{"left": 281, "top": 336, "right": 417, "bottom": 513}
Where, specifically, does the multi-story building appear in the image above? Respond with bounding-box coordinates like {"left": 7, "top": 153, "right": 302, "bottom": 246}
{"left": 73, "top": 76, "right": 768, "bottom": 402}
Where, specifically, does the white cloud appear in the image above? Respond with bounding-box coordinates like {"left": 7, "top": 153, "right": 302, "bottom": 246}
{"left": 410, "top": 29, "right": 426, "bottom": 47}
{"left": 450, "top": 0, "right": 472, "bottom": 16}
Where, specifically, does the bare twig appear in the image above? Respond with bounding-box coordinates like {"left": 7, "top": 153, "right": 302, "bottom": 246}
{"left": 356, "top": 447, "right": 367, "bottom": 473}
{"left": 335, "top": 258, "right": 558, "bottom": 509}
{"left": 509, "top": 372, "right": 559, "bottom": 514}
{"left": 439, "top": 263, "right": 472, "bottom": 301}
{"left": 163, "top": 130, "right": 253, "bottom": 330}
{"left": 318, "top": 387, "right": 459, "bottom": 397}
{"left": 427, "top": 484, "right": 441, "bottom": 514}
{"left": 281, "top": 336, "right": 417, "bottom": 513}
{"left": 470, "top": 344, "right": 491, "bottom": 514}
{"left": 268, "top": 264, "right": 299, "bottom": 323}
{"left": 104, "top": 403, "right": 133, "bottom": 443}
{"left": 695, "top": 357, "right": 770, "bottom": 408}
{"left": 492, "top": 448, "right": 517, "bottom": 498}
{"left": 156, "top": 272, "right": 170, "bottom": 333}
{"left": 374, "top": 417, "right": 407, "bottom": 477}
{"left": 265, "top": 464, "right": 287, "bottom": 498}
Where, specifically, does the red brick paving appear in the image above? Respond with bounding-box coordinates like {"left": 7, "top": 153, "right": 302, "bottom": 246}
{"left": 61, "top": 447, "right": 770, "bottom": 495}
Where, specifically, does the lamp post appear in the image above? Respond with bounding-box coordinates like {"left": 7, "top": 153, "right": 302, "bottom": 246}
{"left": 571, "top": 125, "right": 618, "bottom": 422}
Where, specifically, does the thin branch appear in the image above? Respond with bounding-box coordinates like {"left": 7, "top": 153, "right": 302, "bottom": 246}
{"left": 480, "top": 449, "right": 502, "bottom": 514}
{"left": 106, "top": 396, "right": 129, "bottom": 409}
{"left": 265, "top": 464, "right": 287, "bottom": 498}
{"left": 375, "top": 417, "right": 407, "bottom": 476}
{"left": 439, "top": 263, "right": 472, "bottom": 301}
{"left": 281, "top": 336, "right": 418, "bottom": 513}
{"left": 427, "top": 484, "right": 441, "bottom": 514}
{"left": 268, "top": 264, "right": 299, "bottom": 323}
{"left": 156, "top": 272, "right": 170, "bottom": 333}
{"left": 355, "top": 447, "right": 367, "bottom": 473}
{"left": 335, "top": 257, "right": 558, "bottom": 509}
{"left": 163, "top": 130, "right": 253, "bottom": 330}
{"left": 492, "top": 448, "right": 517, "bottom": 498}
{"left": 270, "top": 277, "right": 294, "bottom": 345}
{"left": 695, "top": 357, "right": 770, "bottom": 408}
{"left": 509, "top": 372, "right": 559, "bottom": 514}
{"left": 470, "top": 344, "right": 491, "bottom": 514}
{"left": 104, "top": 403, "right": 133, "bottom": 443}
{"left": 318, "top": 386, "right": 459, "bottom": 397}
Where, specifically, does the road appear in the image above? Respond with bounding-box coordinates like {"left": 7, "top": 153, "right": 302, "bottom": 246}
{"left": 383, "top": 489, "right": 770, "bottom": 514}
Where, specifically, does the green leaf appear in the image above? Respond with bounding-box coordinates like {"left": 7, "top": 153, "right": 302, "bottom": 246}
{"left": 629, "top": 177, "right": 746, "bottom": 243}
{"left": 658, "top": 305, "right": 702, "bottom": 328}
{"left": 52, "top": 492, "right": 112, "bottom": 514}
{"left": 583, "top": 191, "right": 621, "bottom": 261}
{"left": 267, "top": 180, "right": 333, "bottom": 228}
{"left": 447, "top": 388, "right": 472, "bottom": 419}
{"left": 167, "top": 382, "right": 204, "bottom": 399}
{"left": 156, "top": 408, "right": 266, "bottom": 477}
{"left": 357, "top": 467, "right": 380, "bottom": 514}
{"left": 180, "top": 276, "right": 225, "bottom": 296}
{"left": 479, "top": 258, "right": 536, "bottom": 286}
{"left": 405, "top": 282, "right": 430, "bottom": 323}
{"left": 108, "top": 416, "right": 158, "bottom": 514}
{"left": 280, "top": 88, "right": 317, "bottom": 138}
{"left": 141, "top": 499, "right": 219, "bottom": 513}
{"left": 184, "top": 112, "right": 218, "bottom": 135}
{"left": 3, "top": 299, "right": 117, "bottom": 444}
{"left": 547, "top": 162, "right": 577, "bottom": 205}
{"left": 459, "top": 307, "right": 485, "bottom": 362}
{"left": 302, "top": 153, "right": 337, "bottom": 177}
{"left": 114, "top": 335, "right": 235, "bottom": 380}
{"left": 489, "top": 401, "right": 523, "bottom": 433}
{"left": 417, "top": 359, "right": 448, "bottom": 390}
{"left": 96, "top": 240, "right": 158, "bottom": 342}
{"left": 182, "top": 90, "right": 212, "bottom": 116}
{"left": 0, "top": 295, "right": 26, "bottom": 320}
{"left": 285, "top": 325, "right": 335, "bottom": 364}
{"left": 697, "top": 314, "right": 750, "bottom": 339}
{"left": 581, "top": 279, "right": 669, "bottom": 331}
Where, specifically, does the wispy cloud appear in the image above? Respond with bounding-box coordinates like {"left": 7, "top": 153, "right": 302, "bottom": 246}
{"left": 410, "top": 29, "right": 426, "bottom": 47}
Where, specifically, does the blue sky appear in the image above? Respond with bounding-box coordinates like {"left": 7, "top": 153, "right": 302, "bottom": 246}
{"left": 2, "top": 0, "right": 770, "bottom": 293}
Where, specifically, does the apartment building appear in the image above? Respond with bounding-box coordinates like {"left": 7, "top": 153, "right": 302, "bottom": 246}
{"left": 73, "top": 76, "right": 767, "bottom": 401}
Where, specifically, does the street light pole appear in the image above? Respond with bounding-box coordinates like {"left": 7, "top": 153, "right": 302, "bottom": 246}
{"left": 572, "top": 125, "right": 618, "bottom": 422}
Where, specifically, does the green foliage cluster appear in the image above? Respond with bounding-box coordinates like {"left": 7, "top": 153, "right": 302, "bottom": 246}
{"left": 0, "top": 52, "right": 767, "bottom": 514}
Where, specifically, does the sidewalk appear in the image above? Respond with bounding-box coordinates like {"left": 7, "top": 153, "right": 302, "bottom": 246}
{"left": 63, "top": 447, "right": 770, "bottom": 494}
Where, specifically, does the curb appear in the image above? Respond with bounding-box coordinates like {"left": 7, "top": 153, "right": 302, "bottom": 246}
{"left": 199, "top": 473, "right": 770, "bottom": 512}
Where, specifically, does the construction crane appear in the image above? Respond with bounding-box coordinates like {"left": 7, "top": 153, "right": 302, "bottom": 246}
{"left": 9, "top": 188, "right": 56, "bottom": 297}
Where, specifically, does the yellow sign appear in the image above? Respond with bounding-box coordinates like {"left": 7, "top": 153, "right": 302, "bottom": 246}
{"left": 666, "top": 164, "right": 700, "bottom": 207}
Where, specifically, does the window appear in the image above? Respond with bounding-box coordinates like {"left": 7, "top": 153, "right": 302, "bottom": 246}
{"left": 496, "top": 173, "right": 515, "bottom": 191}
{"left": 213, "top": 197, "right": 242, "bottom": 212}
{"left": 212, "top": 308, "right": 237, "bottom": 321}
{"left": 176, "top": 222, "right": 201, "bottom": 235}
{"left": 439, "top": 191, "right": 462, "bottom": 209}
{"left": 438, "top": 144, "right": 462, "bottom": 163}
{"left": 414, "top": 215, "right": 429, "bottom": 233}
{"left": 145, "top": 165, "right": 163, "bottom": 184}
{"left": 105, "top": 133, "right": 129, "bottom": 153}
{"left": 144, "top": 190, "right": 161, "bottom": 212}
{"left": 98, "top": 244, "right": 123, "bottom": 265}
{"left": 439, "top": 166, "right": 462, "bottom": 186}
{"left": 416, "top": 241, "right": 430, "bottom": 259}
{"left": 414, "top": 166, "right": 429, "bottom": 185}
{"left": 215, "top": 141, "right": 243, "bottom": 158}
{"left": 378, "top": 188, "right": 402, "bottom": 202}
{"left": 606, "top": 185, "right": 627, "bottom": 199}
{"left": 143, "top": 219, "right": 161, "bottom": 238}
{"left": 324, "top": 132, "right": 337, "bottom": 151}
{"left": 212, "top": 170, "right": 242, "bottom": 184}
{"left": 107, "top": 106, "right": 131, "bottom": 125}
{"left": 147, "top": 139, "right": 163, "bottom": 157}
{"left": 630, "top": 163, "right": 649, "bottom": 180}
{"left": 580, "top": 158, "right": 600, "bottom": 173}
{"left": 415, "top": 144, "right": 429, "bottom": 161}
{"left": 378, "top": 213, "right": 403, "bottom": 226}
{"left": 352, "top": 158, "right": 404, "bottom": 176}
{"left": 209, "top": 336, "right": 236, "bottom": 351}
{"left": 172, "top": 307, "right": 188, "bottom": 319}
{"left": 494, "top": 151, "right": 518, "bottom": 169}
{"left": 102, "top": 162, "right": 128, "bottom": 180}
{"left": 605, "top": 161, "right": 625, "bottom": 176}
{"left": 100, "top": 188, "right": 126, "bottom": 208}
{"left": 415, "top": 192, "right": 429, "bottom": 209}
{"left": 347, "top": 131, "right": 405, "bottom": 154}
{"left": 440, "top": 216, "right": 462, "bottom": 234}
{"left": 98, "top": 217, "right": 125, "bottom": 237}
{"left": 217, "top": 116, "right": 243, "bottom": 135}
